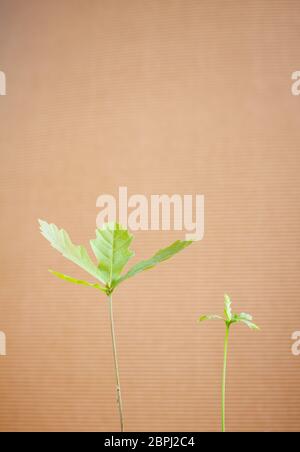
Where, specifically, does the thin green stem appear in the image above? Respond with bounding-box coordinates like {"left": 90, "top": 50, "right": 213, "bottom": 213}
{"left": 222, "top": 324, "right": 230, "bottom": 433}
{"left": 108, "top": 294, "right": 124, "bottom": 432}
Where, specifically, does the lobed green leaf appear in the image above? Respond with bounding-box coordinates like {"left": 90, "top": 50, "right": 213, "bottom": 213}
{"left": 39, "top": 220, "right": 105, "bottom": 284}
{"left": 49, "top": 270, "right": 107, "bottom": 292}
{"left": 115, "top": 240, "right": 192, "bottom": 288}
{"left": 90, "top": 223, "right": 135, "bottom": 287}
{"left": 40, "top": 221, "right": 193, "bottom": 294}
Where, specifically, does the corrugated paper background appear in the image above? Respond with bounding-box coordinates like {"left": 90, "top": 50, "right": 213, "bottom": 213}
{"left": 0, "top": 0, "right": 300, "bottom": 432}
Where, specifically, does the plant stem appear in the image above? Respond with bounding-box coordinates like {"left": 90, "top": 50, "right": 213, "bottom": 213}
{"left": 222, "top": 324, "right": 230, "bottom": 433}
{"left": 108, "top": 294, "right": 124, "bottom": 432}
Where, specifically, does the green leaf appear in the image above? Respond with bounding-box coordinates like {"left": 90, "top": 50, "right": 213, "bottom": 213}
{"left": 238, "top": 318, "right": 260, "bottom": 330}
{"left": 199, "top": 315, "right": 223, "bottom": 322}
{"left": 198, "top": 295, "right": 260, "bottom": 334}
{"left": 90, "top": 223, "right": 135, "bottom": 288}
{"left": 39, "top": 220, "right": 105, "bottom": 284}
{"left": 116, "top": 240, "right": 192, "bottom": 288}
{"left": 224, "top": 294, "right": 232, "bottom": 322}
{"left": 237, "top": 313, "right": 253, "bottom": 321}
{"left": 233, "top": 312, "right": 259, "bottom": 329}
{"left": 49, "top": 270, "right": 107, "bottom": 292}
{"left": 40, "top": 221, "right": 194, "bottom": 294}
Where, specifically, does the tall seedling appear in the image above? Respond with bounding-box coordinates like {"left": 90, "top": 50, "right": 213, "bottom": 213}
{"left": 39, "top": 221, "right": 193, "bottom": 432}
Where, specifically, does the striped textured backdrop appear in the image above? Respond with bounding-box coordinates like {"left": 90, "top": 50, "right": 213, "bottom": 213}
{"left": 0, "top": 0, "right": 300, "bottom": 432}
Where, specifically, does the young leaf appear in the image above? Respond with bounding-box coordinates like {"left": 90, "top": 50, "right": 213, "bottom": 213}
{"left": 237, "top": 313, "right": 253, "bottom": 321}
{"left": 49, "top": 270, "right": 107, "bottom": 292}
{"left": 237, "top": 318, "right": 260, "bottom": 330}
{"left": 39, "top": 220, "right": 105, "bottom": 284}
{"left": 233, "top": 313, "right": 259, "bottom": 330}
{"left": 90, "top": 223, "right": 135, "bottom": 287}
{"left": 199, "top": 315, "right": 223, "bottom": 322}
{"left": 115, "top": 240, "right": 192, "bottom": 288}
{"left": 224, "top": 294, "right": 232, "bottom": 322}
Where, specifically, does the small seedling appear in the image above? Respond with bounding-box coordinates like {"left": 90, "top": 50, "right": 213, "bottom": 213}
{"left": 199, "top": 294, "right": 259, "bottom": 433}
{"left": 39, "top": 220, "right": 193, "bottom": 432}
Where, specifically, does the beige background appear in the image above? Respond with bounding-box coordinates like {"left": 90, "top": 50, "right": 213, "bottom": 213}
{"left": 0, "top": 0, "right": 300, "bottom": 432}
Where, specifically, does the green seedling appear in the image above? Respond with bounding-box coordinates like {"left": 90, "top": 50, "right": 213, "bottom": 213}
{"left": 199, "top": 294, "right": 259, "bottom": 433}
{"left": 39, "top": 220, "right": 193, "bottom": 432}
